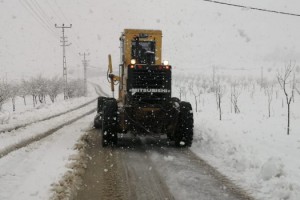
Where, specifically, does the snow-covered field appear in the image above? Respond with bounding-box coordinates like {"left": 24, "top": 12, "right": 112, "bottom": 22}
{"left": 0, "top": 114, "right": 93, "bottom": 200}
{"left": 172, "top": 69, "right": 300, "bottom": 200}
{"left": 0, "top": 71, "right": 299, "bottom": 200}
{"left": 0, "top": 80, "right": 103, "bottom": 200}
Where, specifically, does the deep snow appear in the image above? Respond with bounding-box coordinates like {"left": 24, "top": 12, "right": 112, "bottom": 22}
{"left": 1, "top": 0, "right": 300, "bottom": 199}
{"left": 0, "top": 74, "right": 299, "bottom": 200}
{"left": 172, "top": 69, "right": 300, "bottom": 200}
{"left": 0, "top": 114, "right": 93, "bottom": 200}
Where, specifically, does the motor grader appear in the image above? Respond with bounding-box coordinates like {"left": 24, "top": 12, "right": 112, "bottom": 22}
{"left": 94, "top": 29, "right": 193, "bottom": 147}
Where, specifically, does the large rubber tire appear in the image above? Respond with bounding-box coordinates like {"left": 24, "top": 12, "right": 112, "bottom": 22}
{"left": 102, "top": 99, "right": 118, "bottom": 147}
{"left": 94, "top": 113, "right": 102, "bottom": 129}
{"left": 94, "top": 97, "right": 107, "bottom": 129}
{"left": 166, "top": 97, "right": 181, "bottom": 141}
{"left": 175, "top": 101, "right": 194, "bottom": 147}
{"left": 97, "top": 97, "right": 107, "bottom": 113}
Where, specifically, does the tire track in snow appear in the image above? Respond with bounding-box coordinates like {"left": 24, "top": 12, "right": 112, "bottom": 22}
{"left": 75, "top": 132, "right": 174, "bottom": 200}
{"left": 0, "top": 113, "right": 94, "bottom": 200}
{"left": 76, "top": 134, "right": 254, "bottom": 200}
{"left": 0, "top": 98, "right": 96, "bottom": 133}
{"left": 0, "top": 107, "right": 96, "bottom": 159}
{"left": 0, "top": 83, "right": 106, "bottom": 159}
{"left": 141, "top": 137, "right": 255, "bottom": 200}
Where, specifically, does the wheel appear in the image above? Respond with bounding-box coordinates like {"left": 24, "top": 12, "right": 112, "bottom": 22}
{"left": 94, "top": 97, "right": 107, "bottom": 129}
{"left": 101, "top": 99, "right": 118, "bottom": 147}
{"left": 97, "top": 96, "right": 107, "bottom": 113}
{"left": 166, "top": 97, "right": 181, "bottom": 141}
{"left": 94, "top": 97, "right": 114, "bottom": 129}
{"left": 94, "top": 113, "right": 102, "bottom": 129}
{"left": 175, "top": 101, "right": 194, "bottom": 147}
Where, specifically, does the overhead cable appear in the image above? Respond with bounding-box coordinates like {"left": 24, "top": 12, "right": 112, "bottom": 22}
{"left": 202, "top": 0, "right": 300, "bottom": 17}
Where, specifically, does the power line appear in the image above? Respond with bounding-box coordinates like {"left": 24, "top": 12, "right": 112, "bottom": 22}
{"left": 31, "top": 0, "right": 56, "bottom": 26}
{"left": 45, "top": 0, "right": 65, "bottom": 23}
{"left": 23, "top": 0, "right": 58, "bottom": 35}
{"left": 19, "top": 0, "right": 58, "bottom": 38}
{"left": 202, "top": 0, "right": 300, "bottom": 17}
{"left": 51, "top": 0, "right": 86, "bottom": 58}
{"left": 44, "top": 0, "right": 83, "bottom": 50}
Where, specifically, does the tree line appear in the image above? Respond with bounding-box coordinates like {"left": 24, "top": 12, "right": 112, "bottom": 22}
{"left": 0, "top": 75, "right": 85, "bottom": 112}
{"left": 174, "top": 62, "right": 300, "bottom": 135}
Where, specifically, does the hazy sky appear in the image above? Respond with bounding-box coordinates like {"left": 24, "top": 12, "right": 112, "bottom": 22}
{"left": 1, "top": 0, "right": 300, "bottom": 80}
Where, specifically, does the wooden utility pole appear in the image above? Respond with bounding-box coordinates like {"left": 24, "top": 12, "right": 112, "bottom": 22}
{"left": 55, "top": 23, "right": 72, "bottom": 100}
{"left": 79, "top": 52, "right": 89, "bottom": 96}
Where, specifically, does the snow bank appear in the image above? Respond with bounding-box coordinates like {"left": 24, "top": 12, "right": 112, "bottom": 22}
{"left": 260, "top": 157, "right": 285, "bottom": 181}
{"left": 187, "top": 89, "right": 300, "bottom": 200}
{"left": 50, "top": 134, "right": 89, "bottom": 200}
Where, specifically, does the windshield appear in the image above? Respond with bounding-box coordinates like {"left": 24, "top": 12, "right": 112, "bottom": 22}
{"left": 131, "top": 41, "right": 156, "bottom": 64}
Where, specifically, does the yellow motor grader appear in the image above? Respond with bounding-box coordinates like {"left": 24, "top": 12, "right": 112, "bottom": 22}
{"left": 94, "top": 29, "right": 193, "bottom": 147}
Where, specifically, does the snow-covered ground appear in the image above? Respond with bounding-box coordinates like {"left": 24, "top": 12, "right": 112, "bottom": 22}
{"left": 0, "top": 113, "right": 93, "bottom": 200}
{"left": 0, "top": 80, "right": 104, "bottom": 200}
{"left": 172, "top": 69, "right": 300, "bottom": 200}
{"left": 0, "top": 86, "right": 97, "bottom": 130}
{"left": 0, "top": 71, "right": 299, "bottom": 200}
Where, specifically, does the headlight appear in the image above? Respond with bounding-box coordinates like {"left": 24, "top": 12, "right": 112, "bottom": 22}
{"left": 163, "top": 60, "right": 169, "bottom": 65}
{"left": 131, "top": 59, "right": 136, "bottom": 64}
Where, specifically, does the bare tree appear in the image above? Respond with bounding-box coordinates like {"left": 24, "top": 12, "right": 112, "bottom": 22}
{"left": 34, "top": 75, "right": 48, "bottom": 103}
{"left": 191, "top": 83, "right": 202, "bottom": 113}
{"left": 28, "top": 78, "right": 39, "bottom": 107}
{"left": 188, "top": 81, "right": 199, "bottom": 112}
{"left": 216, "top": 83, "right": 226, "bottom": 120}
{"left": 277, "top": 62, "right": 296, "bottom": 135}
{"left": 7, "top": 83, "right": 19, "bottom": 112}
{"left": 231, "top": 81, "right": 241, "bottom": 114}
{"left": 175, "top": 82, "right": 184, "bottom": 100}
{"left": 264, "top": 83, "right": 273, "bottom": 118}
{"left": 19, "top": 79, "right": 29, "bottom": 106}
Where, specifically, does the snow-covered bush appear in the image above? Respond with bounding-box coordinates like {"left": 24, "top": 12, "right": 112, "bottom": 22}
{"left": 67, "top": 79, "right": 85, "bottom": 98}
{"left": 35, "top": 75, "right": 48, "bottom": 103}
{"left": 0, "top": 82, "right": 9, "bottom": 111}
{"left": 19, "top": 79, "right": 30, "bottom": 106}
{"left": 48, "top": 76, "right": 63, "bottom": 103}
{"left": 27, "top": 77, "right": 39, "bottom": 107}
{"left": 7, "top": 83, "right": 19, "bottom": 111}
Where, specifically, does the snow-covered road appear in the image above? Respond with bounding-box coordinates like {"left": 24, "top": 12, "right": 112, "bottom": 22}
{"left": 0, "top": 113, "right": 95, "bottom": 200}
{"left": 76, "top": 132, "right": 253, "bottom": 200}
{"left": 0, "top": 102, "right": 96, "bottom": 158}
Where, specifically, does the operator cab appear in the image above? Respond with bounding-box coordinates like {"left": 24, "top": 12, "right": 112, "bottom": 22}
{"left": 131, "top": 36, "right": 156, "bottom": 65}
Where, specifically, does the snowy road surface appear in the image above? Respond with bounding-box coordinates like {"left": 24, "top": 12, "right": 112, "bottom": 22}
{"left": 0, "top": 113, "right": 94, "bottom": 200}
{"left": 76, "top": 131, "right": 254, "bottom": 200}
{"left": 0, "top": 100, "right": 96, "bottom": 158}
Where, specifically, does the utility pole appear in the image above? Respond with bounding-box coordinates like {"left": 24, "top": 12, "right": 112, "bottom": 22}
{"left": 55, "top": 23, "right": 72, "bottom": 100}
{"left": 79, "top": 52, "right": 89, "bottom": 96}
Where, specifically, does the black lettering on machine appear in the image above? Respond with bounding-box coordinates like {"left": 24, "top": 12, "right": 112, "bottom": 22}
{"left": 129, "top": 88, "right": 171, "bottom": 94}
